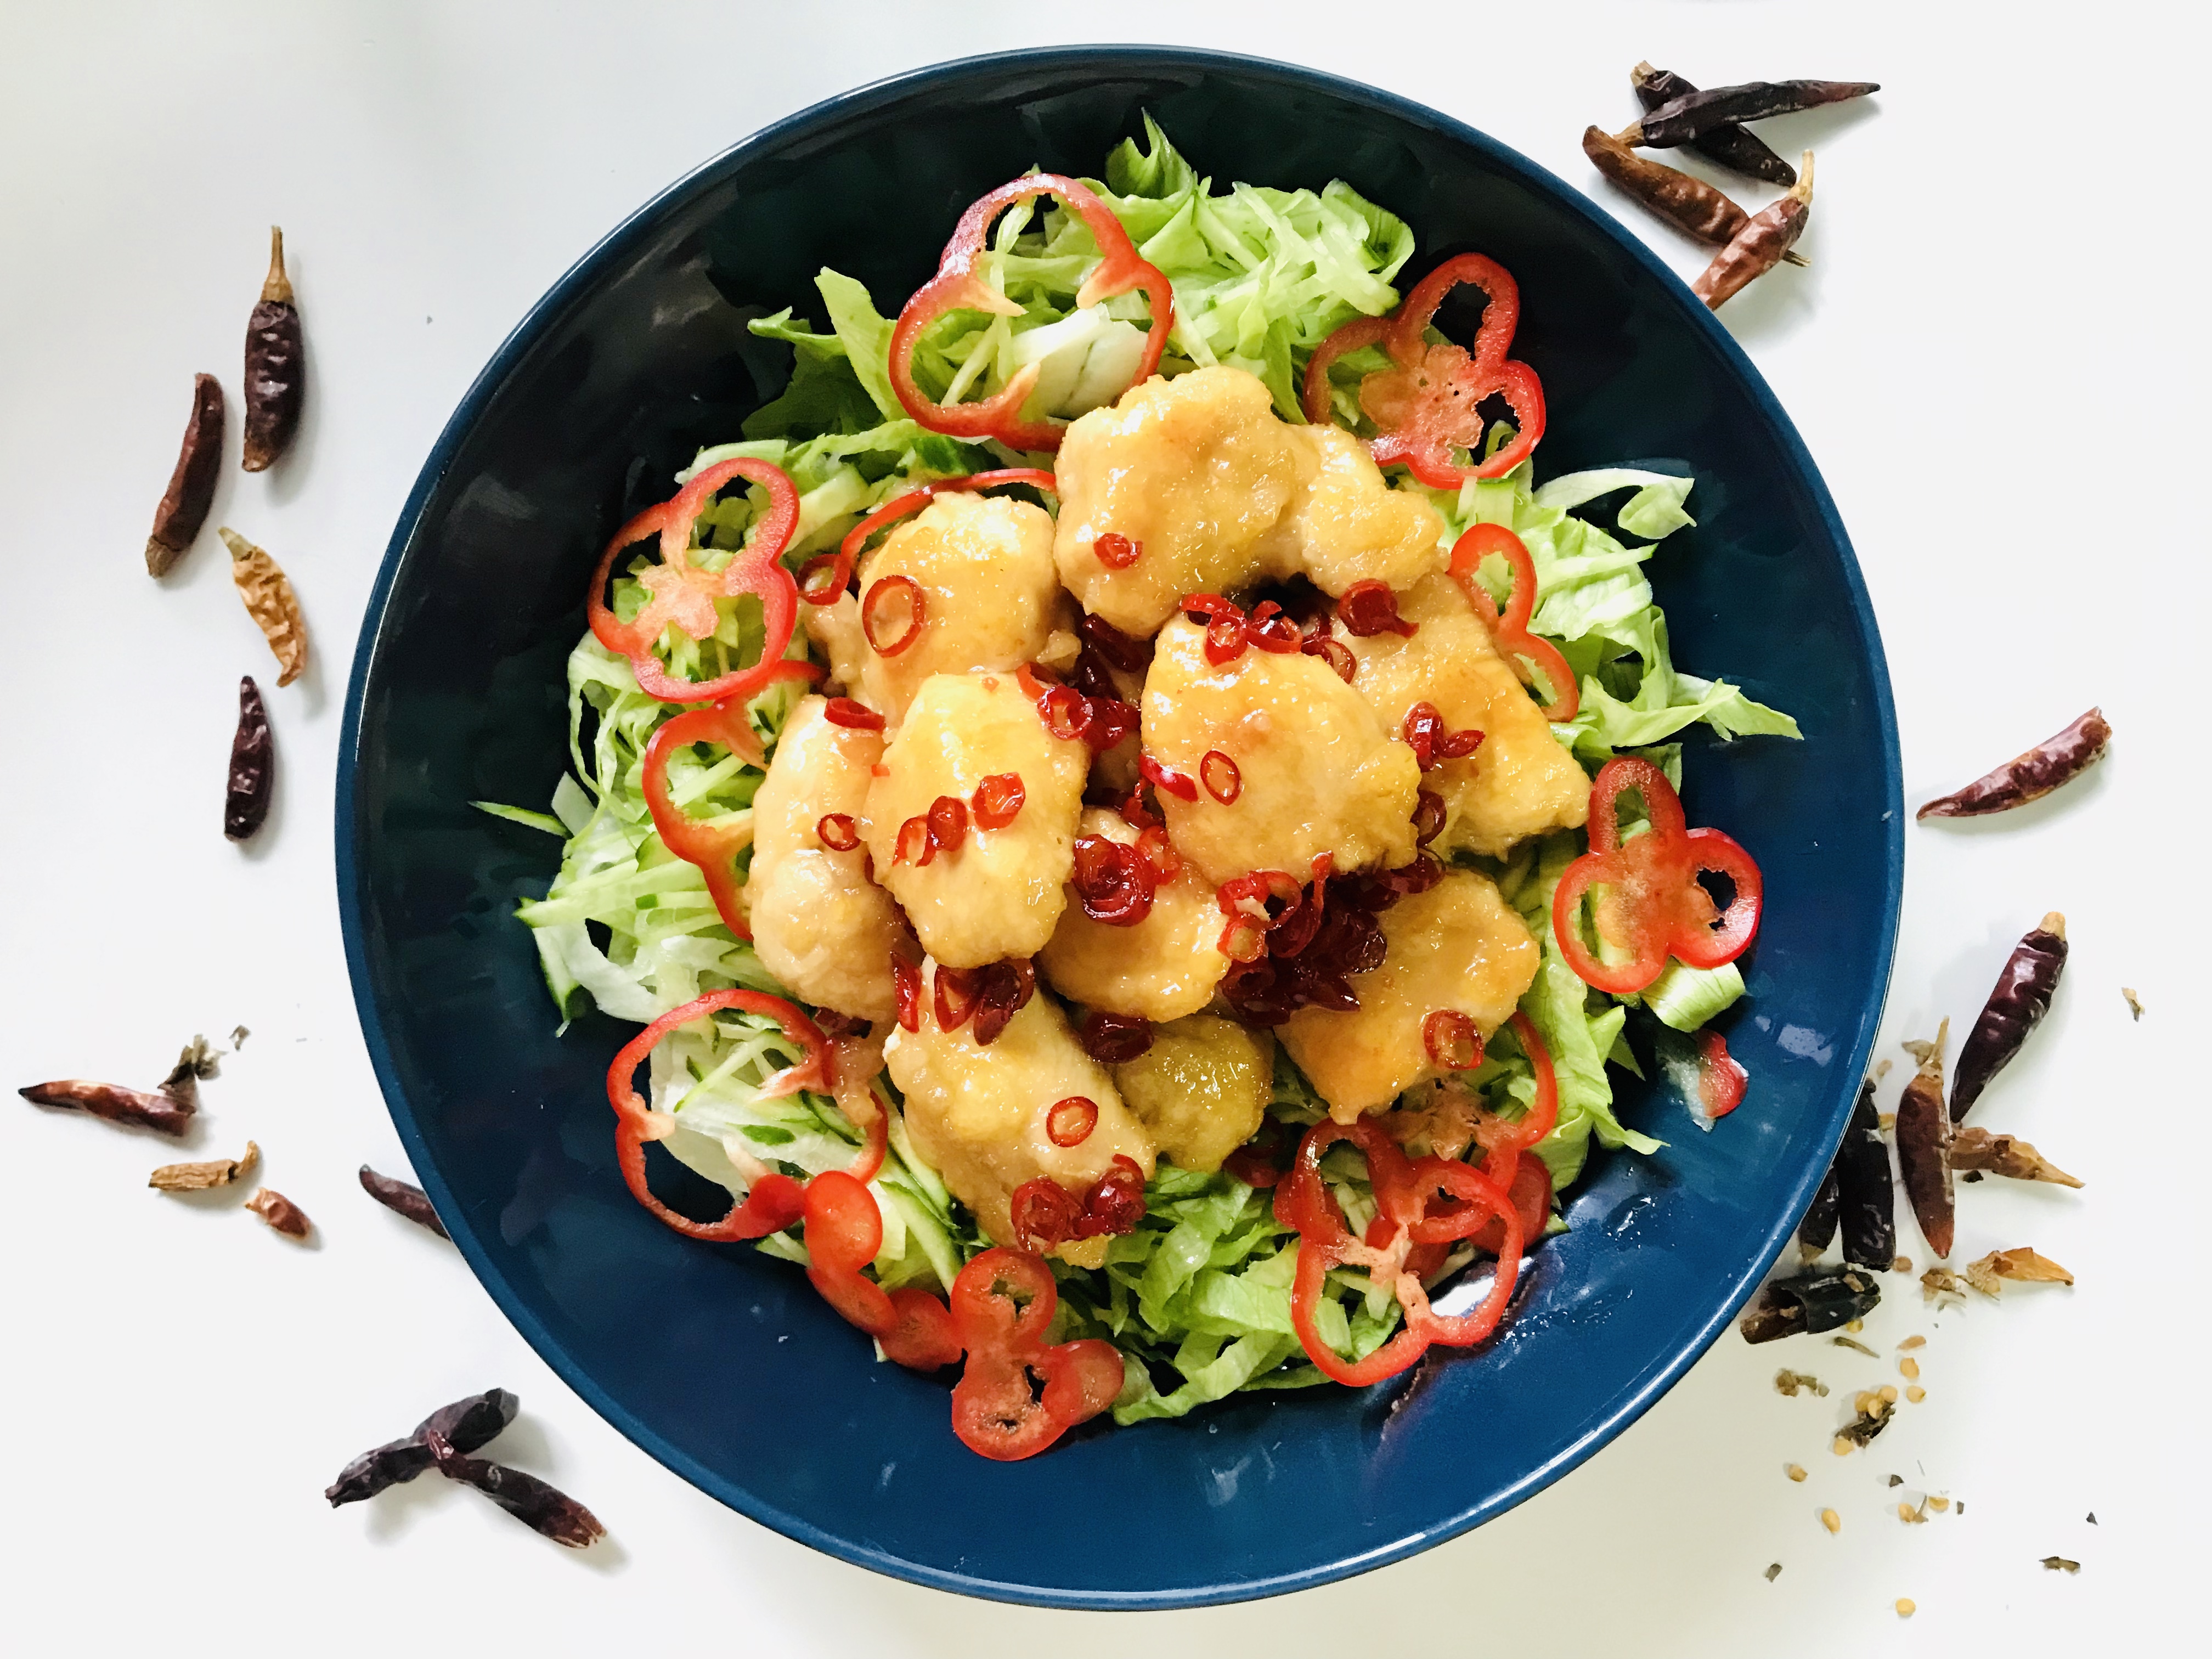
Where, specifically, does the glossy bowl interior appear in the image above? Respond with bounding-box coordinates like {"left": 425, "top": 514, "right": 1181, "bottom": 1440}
{"left": 338, "top": 47, "right": 1900, "bottom": 1609}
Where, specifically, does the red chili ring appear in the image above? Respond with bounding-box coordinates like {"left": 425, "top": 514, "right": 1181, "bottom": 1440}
{"left": 972, "top": 772, "right": 1025, "bottom": 830}
{"left": 798, "top": 552, "right": 849, "bottom": 606}
{"left": 816, "top": 812, "right": 859, "bottom": 851}
{"left": 1412, "top": 788, "right": 1446, "bottom": 847}
{"left": 1135, "top": 825, "right": 1181, "bottom": 883}
{"left": 1045, "top": 1096, "right": 1100, "bottom": 1148}
{"left": 1307, "top": 637, "right": 1357, "bottom": 684}
{"left": 1338, "top": 579, "right": 1418, "bottom": 640}
{"left": 1079, "top": 1011, "right": 1154, "bottom": 1064}
{"left": 895, "top": 815, "right": 933, "bottom": 867}
{"left": 934, "top": 965, "right": 981, "bottom": 1032}
{"left": 927, "top": 794, "right": 969, "bottom": 856}
{"left": 1204, "top": 613, "right": 1249, "bottom": 667}
{"left": 862, "top": 574, "right": 926, "bottom": 657}
{"left": 823, "top": 696, "right": 885, "bottom": 731}
{"left": 891, "top": 955, "right": 922, "bottom": 1032}
{"left": 1218, "top": 913, "right": 1269, "bottom": 963}
{"left": 1091, "top": 533, "right": 1141, "bottom": 569}
{"left": 1423, "top": 1009, "right": 1483, "bottom": 1070}
{"left": 1041, "top": 684, "right": 1092, "bottom": 743}
{"left": 1200, "top": 749, "right": 1243, "bottom": 804}
{"left": 1138, "top": 755, "right": 1199, "bottom": 803}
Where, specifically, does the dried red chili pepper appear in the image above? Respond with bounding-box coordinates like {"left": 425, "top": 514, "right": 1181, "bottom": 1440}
{"left": 1551, "top": 756, "right": 1763, "bottom": 994}
{"left": 325, "top": 1389, "right": 521, "bottom": 1506}
{"left": 1693, "top": 155, "right": 1815, "bottom": 310}
{"left": 241, "top": 227, "right": 303, "bottom": 472}
{"left": 1952, "top": 913, "right": 2067, "bottom": 1120}
{"left": 1832, "top": 1076, "right": 1896, "bottom": 1269}
{"left": 890, "top": 175, "right": 1173, "bottom": 454}
{"left": 1449, "top": 521, "right": 1579, "bottom": 720}
{"left": 246, "top": 1188, "right": 313, "bottom": 1239}
{"left": 1078, "top": 1011, "right": 1154, "bottom": 1064}
{"left": 802, "top": 1170, "right": 962, "bottom": 1370}
{"left": 1583, "top": 126, "right": 1775, "bottom": 251}
{"left": 1894, "top": 1022, "right": 1955, "bottom": 1259}
{"left": 1010, "top": 1178, "right": 1084, "bottom": 1250}
{"left": 640, "top": 664, "right": 822, "bottom": 940}
{"left": 604, "top": 988, "right": 865, "bottom": 1243}
{"left": 1337, "top": 580, "right": 1417, "bottom": 639}
{"left": 947, "top": 1249, "right": 1124, "bottom": 1460}
{"left": 1302, "top": 253, "right": 1545, "bottom": 488}
{"left": 146, "top": 373, "right": 224, "bottom": 574}
{"left": 809, "top": 468, "right": 1058, "bottom": 606}
{"left": 359, "top": 1166, "right": 448, "bottom": 1238}
{"left": 1947, "top": 1128, "right": 2081, "bottom": 1187}
{"left": 1917, "top": 710, "right": 2111, "bottom": 820}
{"left": 19, "top": 1035, "right": 209, "bottom": 1137}
{"left": 1618, "top": 78, "right": 1878, "bottom": 149}
{"left": 221, "top": 528, "right": 309, "bottom": 687}
{"left": 816, "top": 812, "right": 860, "bottom": 851}
{"left": 1632, "top": 63, "right": 1798, "bottom": 187}
{"left": 588, "top": 457, "right": 807, "bottom": 703}
{"left": 1797, "top": 1161, "right": 1841, "bottom": 1258}
{"left": 423, "top": 1430, "right": 606, "bottom": 1548}
{"left": 225, "top": 675, "right": 274, "bottom": 840}
{"left": 969, "top": 772, "right": 1026, "bottom": 831}
{"left": 1046, "top": 1096, "right": 1099, "bottom": 1148}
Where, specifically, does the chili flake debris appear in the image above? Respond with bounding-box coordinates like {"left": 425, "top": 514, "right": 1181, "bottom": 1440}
{"left": 1764, "top": 1562, "right": 1782, "bottom": 1582}
{"left": 1832, "top": 1335, "right": 1877, "bottom": 1357}
{"left": 2042, "top": 1556, "right": 2080, "bottom": 1573}
{"left": 246, "top": 1188, "right": 312, "bottom": 1240}
{"left": 1966, "top": 1246, "right": 2074, "bottom": 1294}
{"left": 1774, "top": 1369, "right": 1827, "bottom": 1398}
{"left": 150, "top": 1141, "right": 259, "bottom": 1191}
{"left": 1838, "top": 1392, "right": 1896, "bottom": 1448}
{"left": 2122, "top": 988, "right": 2143, "bottom": 1020}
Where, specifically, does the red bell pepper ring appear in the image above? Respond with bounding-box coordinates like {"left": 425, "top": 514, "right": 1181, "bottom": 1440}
{"left": 639, "top": 661, "right": 823, "bottom": 941}
{"left": 1551, "top": 757, "right": 1764, "bottom": 996}
{"left": 604, "top": 988, "right": 848, "bottom": 1243}
{"left": 1301, "top": 253, "right": 1545, "bottom": 489}
{"left": 1448, "top": 522, "right": 1579, "bottom": 722}
{"left": 804, "top": 468, "right": 1059, "bottom": 607}
{"left": 946, "top": 1248, "right": 1124, "bottom": 1460}
{"left": 801, "top": 1170, "right": 962, "bottom": 1370}
{"left": 588, "top": 456, "right": 806, "bottom": 704}
{"left": 889, "top": 176, "right": 1175, "bottom": 454}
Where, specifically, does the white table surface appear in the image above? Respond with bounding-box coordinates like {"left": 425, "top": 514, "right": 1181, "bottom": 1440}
{"left": 3, "top": 3, "right": 2197, "bottom": 1652}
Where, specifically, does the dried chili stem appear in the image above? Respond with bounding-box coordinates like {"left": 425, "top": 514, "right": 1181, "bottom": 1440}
{"left": 1918, "top": 709, "right": 2111, "bottom": 819}
{"left": 226, "top": 675, "right": 274, "bottom": 840}
{"left": 1632, "top": 63, "right": 1798, "bottom": 186}
{"left": 1692, "top": 153, "right": 1815, "bottom": 309}
{"left": 1894, "top": 1021, "right": 1955, "bottom": 1259}
{"left": 242, "top": 227, "right": 303, "bottom": 472}
{"left": 359, "top": 1165, "right": 449, "bottom": 1238}
{"left": 146, "top": 373, "right": 224, "bottom": 575}
{"left": 219, "top": 528, "right": 309, "bottom": 686}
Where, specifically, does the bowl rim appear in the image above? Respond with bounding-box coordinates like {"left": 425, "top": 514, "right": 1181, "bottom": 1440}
{"left": 337, "top": 42, "right": 1903, "bottom": 1609}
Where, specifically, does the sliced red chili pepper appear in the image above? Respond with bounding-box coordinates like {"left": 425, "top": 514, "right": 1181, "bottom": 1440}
{"left": 895, "top": 815, "right": 933, "bottom": 867}
{"left": 587, "top": 456, "right": 809, "bottom": 704}
{"left": 1551, "top": 757, "right": 1764, "bottom": 994}
{"left": 1138, "top": 755, "right": 1199, "bottom": 803}
{"left": 1423, "top": 1009, "right": 1483, "bottom": 1070}
{"left": 1204, "top": 614, "right": 1249, "bottom": 666}
{"left": 927, "top": 794, "right": 969, "bottom": 856}
{"left": 816, "top": 812, "right": 859, "bottom": 851}
{"left": 862, "top": 574, "right": 925, "bottom": 657}
{"left": 1070, "top": 834, "right": 1156, "bottom": 927}
{"left": 1698, "top": 1029, "right": 1748, "bottom": 1119}
{"left": 822, "top": 696, "right": 885, "bottom": 731}
{"left": 947, "top": 1248, "right": 1122, "bottom": 1460}
{"left": 1301, "top": 253, "right": 1545, "bottom": 489}
{"left": 1338, "top": 579, "right": 1418, "bottom": 639}
{"left": 1092, "top": 532, "right": 1141, "bottom": 569}
{"left": 1412, "top": 787, "right": 1447, "bottom": 846}
{"left": 892, "top": 955, "right": 922, "bottom": 1033}
{"left": 1077, "top": 612, "right": 1150, "bottom": 673}
{"left": 1135, "top": 825, "right": 1180, "bottom": 883}
{"left": 890, "top": 176, "right": 1175, "bottom": 454}
{"left": 933, "top": 964, "right": 982, "bottom": 1032}
{"left": 969, "top": 958, "right": 1036, "bottom": 1047}
{"left": 1200, "top": 749, "right": 1242, "bottom": 804}
{"left": 972, "top": 772, "right": 1026, "bottom": 830}
{"left": 1307, "top": 636, "right": 1357, "bottom": 683}
{"left": 1041, "top": 684, "right": 1091, "bottom": 742}
{"left": 1074, "top": 1154, "right": 1147, "bottom": 1238}
{"left": 1009, "top": 1178, "right": 1081, "bottom": 1251}
{"left": 1244, "top": 600, "right": 1302, "bottom": 655}
{"left": 1119, "top": 781, "right": 1163, "bottom": 832}
{"left": 814, "top": 469, "right": 1060, "bottom": 608}
{"left": 1448, "top": 521, "right": 1579, "bottom": 721}
{"left": 640, "top": 667, "right": 823, "bottom": 941}
{"left": 1080, "top": 696, "right": 1139, "bottom": 754}
{"left": 1218, "top": 913, "right": 1269, "bottom": 963}
{"left": 1046, "top": 1096, "right": 1099, "bottom": 1149}
{"left": 1078, "top": 1011, "right": 1153, "bottom": 1064}
{"left": 603, "top": 988, "right": 857, "bottom": 1242}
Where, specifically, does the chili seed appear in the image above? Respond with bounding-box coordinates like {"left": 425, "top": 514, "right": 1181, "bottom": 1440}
{"left": 1785, "top": 1464, "right": 1807, "bottom": 1483}
{"left": 1896, "top": 1599, "right": 1916, "bottom": 1618}
{"left": 1907, "top": 1386, "right": 1926, "bottom": 1403}
{"left": 1901, "top": 1357, "right": 1921, "bottom": 1379}
{"left": 1820, "top": 1509, "right": 1841, "bottom": 1534}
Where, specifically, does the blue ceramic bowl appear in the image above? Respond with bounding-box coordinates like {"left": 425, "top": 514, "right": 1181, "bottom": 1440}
{"left": 339, "top": 47, "right": 1900, "bottom": 1609}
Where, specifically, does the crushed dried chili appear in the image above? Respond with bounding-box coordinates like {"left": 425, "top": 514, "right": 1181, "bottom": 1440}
{"left": 149, "top": 1141, "right": 258, "bottom": 1191}
{"left": 246, "top": 1188, "right": 313, "bottom": 1239}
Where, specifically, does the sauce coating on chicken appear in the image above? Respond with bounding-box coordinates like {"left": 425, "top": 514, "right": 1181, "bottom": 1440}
{"left": 1141, "top": 614, "right": 1420, "bottom": 886}
{"left": 887, "top": 967, "right": 1155, "bottom": 1265}
{"left": 747, "top": 696, "right": 905, "bottom": 1021}
{"left": 1278, "top": 868, "right": 1541, "bottom": 1121}
{"left": 1036, "top": 808, "right": 1229, "bottom": 1022}
{"left": 1262, "top": 423, "right": 1446, "bottom": 597}
{"left": 1338, "top": 573, "right": 1589, "bottom": 857}
{"left": 1111, "top": 1014, "right": 1272, "bottom": 1173}
{"left": 805, "top": 490, "right": 1069, "bottom": 726}
{"left": 862, "top": 673, "right": 1087, "bottom": 969}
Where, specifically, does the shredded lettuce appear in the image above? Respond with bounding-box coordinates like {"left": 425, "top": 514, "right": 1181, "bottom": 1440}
{"left": 1641, "top": 958, "right": 1747, "bottom": 1032}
